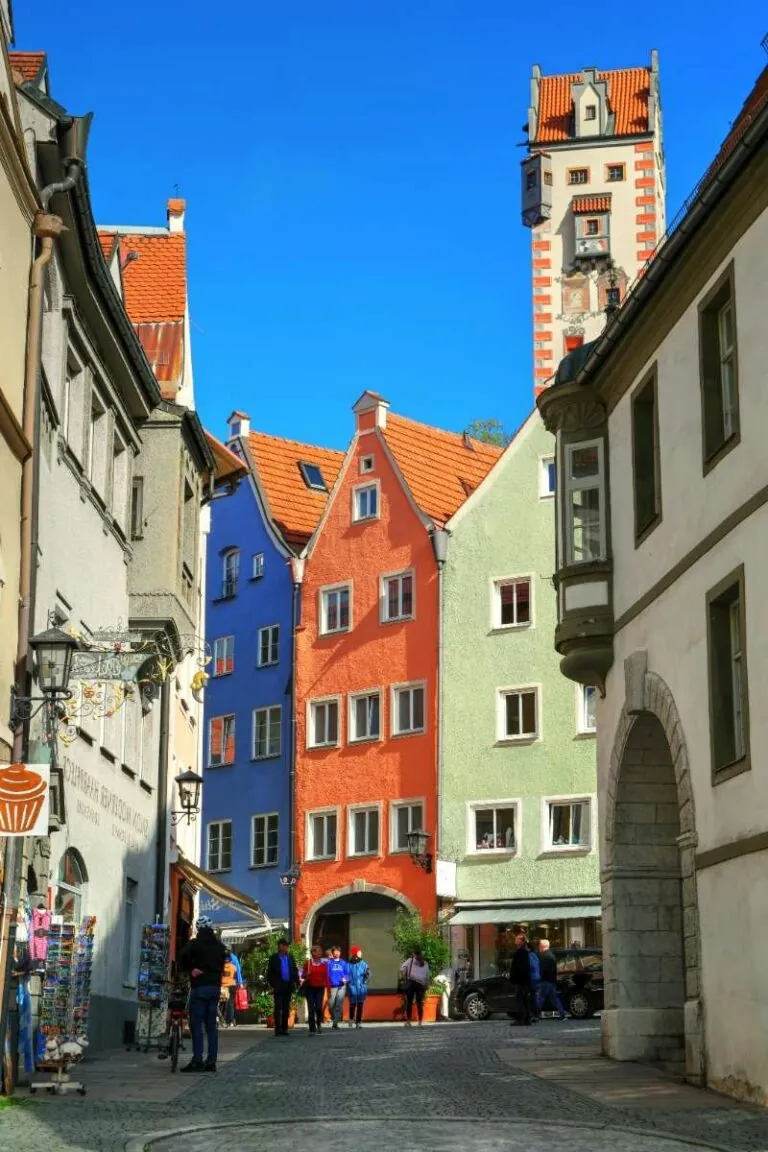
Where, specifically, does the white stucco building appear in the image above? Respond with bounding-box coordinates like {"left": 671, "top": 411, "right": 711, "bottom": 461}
{"left": 538, "top": 63, "right": 768, "bottom": 1101}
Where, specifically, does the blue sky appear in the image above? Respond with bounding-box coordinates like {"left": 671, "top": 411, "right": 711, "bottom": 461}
{"left": 16, "top": 2, "right": 766, "bottom": 450}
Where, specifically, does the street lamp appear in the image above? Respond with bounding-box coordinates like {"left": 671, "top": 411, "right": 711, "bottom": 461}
{"left": 406, "top": 829, "right": 433, "bottom": 874}
{"left": 10, "top": 626, "right": 79, "bottom": 728}
{"left": 279, "top": 862, "right": 302, "bottom": 889}
{"left": 170, "top": 769, "right": 203, "bottom": 826}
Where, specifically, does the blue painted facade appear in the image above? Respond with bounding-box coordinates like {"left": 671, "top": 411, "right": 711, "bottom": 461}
{"left": 202, "top": 472, "right": 292, "bottom": 927}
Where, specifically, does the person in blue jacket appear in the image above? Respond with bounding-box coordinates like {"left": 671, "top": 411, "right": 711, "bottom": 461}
{"left": 528, "top": 944, "right": 541, "bottom": 1022}
{"left": 346, "top": 945, "right": 370, "bottom": 1029}
{"left": 325, "top": 945, "right": 349, "bottom": 1029}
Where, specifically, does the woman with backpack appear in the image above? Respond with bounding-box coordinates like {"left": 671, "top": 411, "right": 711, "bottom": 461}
{"left": 400, "top": 947, "right": 431, "bottom": 1027}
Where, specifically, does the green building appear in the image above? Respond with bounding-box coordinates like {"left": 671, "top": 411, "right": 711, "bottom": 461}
{"left": 441, "top": 412, "right": 600, "bottom": 979}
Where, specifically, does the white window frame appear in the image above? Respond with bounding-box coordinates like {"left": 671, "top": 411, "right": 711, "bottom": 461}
{"left": 319, "top": 581, "right": 352, "bottom": 636}
{"left": 208, "top": 714, "right": 236, "bottom": 767}
{"left": 251, "top": 812, "right": 279, "bottom": 869}
{"left": 467, "top": 799, "right": 520, "bottom": 857}
{"left": 252, "top": 705, "right": 281, "bottom": 760}
{"left": 307, "top": 695, "right": 341, "bottom": 750}
{"left": 390, "top": 798, "right": 426, "bottom": 854}
{"left": 390, "top": 680, "right": 427, "bottom": 737}
{"left": 348, "top": 802, "right": 382, "bottom": 858}
{"left": 491, "top": 575, "right": 533, "bottom": 631}
{"left": 257, "top": 624, "right": 280, "bottom": 668}
{"left": 577, "top": 684, "right": 597, "bottom": 735}
{"left": 306, "top": 807, "right": 340, "bottom": 862}
{"left": 539, "top": 454, "right": 556, "bottom": 499}
{"left": 212, "top": 635, "right": 234, "bottom": 677}
{"left": 497, "top": 685, "right": 540, "bottom": 743}
{"left": 380, "top": 569, "right": 415, "bottom": 624}
{"left": 252, "top": 552, "right": 265, "bottom": 580}
{"left": 360, "top": 454, "right": 375, "bottom": 474}
{"left": 541, "top": 794, "right": 594, "bottom": 854}
{"left": 564, "top": 439, "right": 606, "bottom": 565}
{"left": 352, "top": 480, "right": 381, "bottom": 523}
{"left": 348, "top": 689, "right": 382, "bottom": 744}
{"left": 207, "top": 819, "right": 233, "bottom": 872}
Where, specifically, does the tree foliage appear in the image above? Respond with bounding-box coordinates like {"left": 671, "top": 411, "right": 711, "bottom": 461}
{"left": 463, "top": 418, "right": 513, "bottom": 447}
{"left": 389, "top": 909, "right": 451, "bottom": 974}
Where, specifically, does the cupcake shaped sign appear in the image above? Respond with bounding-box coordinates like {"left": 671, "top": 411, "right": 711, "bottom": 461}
{"left": 0, "top": 763, "right": 50, "bottom": 836}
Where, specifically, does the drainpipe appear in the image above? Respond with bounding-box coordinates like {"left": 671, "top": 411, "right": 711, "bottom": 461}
{"left": 155, "top": 677, "right": 172, "bottom": 921}
{"left": 288, "top": 556, "right": 304, "bottom": 942}
{"left": 431, "top": 529, "right": 449, "bottom": 918}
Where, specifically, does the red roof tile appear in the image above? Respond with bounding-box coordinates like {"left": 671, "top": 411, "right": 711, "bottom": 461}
{"left": 97, "top": 230, "right": 187, "bottom": 324}
{"left": 247, "top": 432, "right": 345, "bottom": 549}
{"left": 533, "top": 67, "right": 650, "bottom": 143}
{"left": 134, "top": 322, "right": 184, "bottom": 395}
{"left": 572, "top": 194, "right": 612, "bottom": 213}
{"left": 382, "top": 414, "right": 503, "bottom": 527}
{"left": 9, "top": 51, "right": 46, "bottom": 85}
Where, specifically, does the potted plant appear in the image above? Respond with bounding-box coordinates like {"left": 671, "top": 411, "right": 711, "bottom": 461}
{"left": 389, "top": 910, "right": 451, "bottom": 1024}
{"left": 252, "top": 990, "right": 273, "bottom": 1026}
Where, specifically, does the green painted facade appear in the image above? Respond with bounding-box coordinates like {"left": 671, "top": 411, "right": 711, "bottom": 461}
{"left": 441, "top": 413, "right": 599, "bottom": 916}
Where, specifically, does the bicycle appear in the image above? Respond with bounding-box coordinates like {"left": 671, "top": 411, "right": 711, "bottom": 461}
{"left": 166, "top": 989, "right": 188, "bottom": 1073}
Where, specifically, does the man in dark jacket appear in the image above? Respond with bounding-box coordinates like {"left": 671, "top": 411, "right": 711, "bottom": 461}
{"left": 509, "top": 932, "right": 533, "bottom": 1026}
{"left": 178, "top": 915, "right": 226, "bottom": 1071}
{"left": 537, "top": 938, "right": 566, "bottom": 1019}
{"left": 266, "top": 938, "right": 299, "bottom": 1036}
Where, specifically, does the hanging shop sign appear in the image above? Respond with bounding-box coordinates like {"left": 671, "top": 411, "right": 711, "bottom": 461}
{"left": 0, "top": 762, "right": 51, "bottom": 836}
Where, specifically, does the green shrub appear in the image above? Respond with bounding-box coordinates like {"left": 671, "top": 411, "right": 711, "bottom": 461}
{"left": 389, "top": 909, "right": 451, "bottom": 976}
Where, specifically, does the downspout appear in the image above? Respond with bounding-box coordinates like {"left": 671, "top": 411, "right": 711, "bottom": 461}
{"left": 288, "top": 555, "right": 305, "bottom": 942}
{"left": 431, "top": 529, "right": 449, "bottom": 917}
{"left": 155, "top": 677, "right": 172, "bottom": 921}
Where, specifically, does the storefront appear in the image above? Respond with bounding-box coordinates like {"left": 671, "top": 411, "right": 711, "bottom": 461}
{"left": 448, "top": 901, "right": 602, "bottom": 979}
{"left": 169, "top": 853, "right": 272, "bottom": 964}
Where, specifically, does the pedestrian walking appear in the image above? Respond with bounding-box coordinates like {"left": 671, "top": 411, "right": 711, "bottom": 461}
{"left": 509, "top": 932, "right": 532, "bottom": 1026}
{"left": 178, "top": 915, "right": 226, "bottom": 1072}
{"left": 528, "top": 943, "right": 541, "bottom": 1022}
{"left": 346, "top": 946, "right": 370, "bottom": 1028}
{"left": 400, "top": 947, "right": 431, "bottom": 1027}
{"left": 326, "top": 945, "right": 349, "bottom": 1029}
{"left": 537, "top": 938, "right": 567, "bottom": 1020}
{"left": 220, "top": 950, "right": 238, "bottom": 1027}
{"left": 267, "top": 938, "right": 299, "bottom": 1037}
{"left": 302, "top": 943, "right": 331, "bottom": 1034}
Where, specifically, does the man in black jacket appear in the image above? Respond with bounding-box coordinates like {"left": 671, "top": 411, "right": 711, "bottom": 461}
{"left": 509, "top": 932, "right": 533, "bottom": 1026}
{"left": 178, "top": 915, "right": 227, "bottom": 1071}
{"left": 267, "top": 938, "right": 299, "bottom": 1036}
{"left": 538, "top": 938, "right": 567, "bottom": 1019}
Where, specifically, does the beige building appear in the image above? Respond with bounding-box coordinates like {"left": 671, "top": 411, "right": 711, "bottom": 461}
{"left": 522, "top": 55, "right": 665, "bottom": 395}
{"left": 538, "top": 64, "right": 768, "bottom": 1101}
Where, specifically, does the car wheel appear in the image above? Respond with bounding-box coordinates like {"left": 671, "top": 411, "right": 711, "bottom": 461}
{"left": 568, "top": 990, "right": 593, "bottom": 1019}
{"left": 462, "top": 992, "right": 490, "bottom": 1021}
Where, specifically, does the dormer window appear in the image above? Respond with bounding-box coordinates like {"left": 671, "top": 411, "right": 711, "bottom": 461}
{"left": 299, "top": 462, "right": 327, "bottom": 491}
{"left": 585, "top": 104, "right": 596, "bottom": 121}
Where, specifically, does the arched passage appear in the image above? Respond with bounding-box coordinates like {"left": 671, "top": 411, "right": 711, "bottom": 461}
{"left": 602, "top": 666, "right": 704, "bottom": 1084}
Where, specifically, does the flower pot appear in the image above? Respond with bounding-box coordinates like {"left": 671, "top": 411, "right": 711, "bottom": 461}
{"left": 422, "top": 994, "right": 440, "bottom": 1024}
{"left": 288, "top": 1010, "right": 296, "bottom": 1028}
{"left": 265, "top": 1014, "right": 275, "bottom": 1029}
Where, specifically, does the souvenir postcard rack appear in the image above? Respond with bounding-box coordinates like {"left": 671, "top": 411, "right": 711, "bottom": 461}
{"left": 133, "top": 923, "right": 171, "bottom": 1052}
{"left": 31, "top": 917, "right": 96, "bottom": 1096}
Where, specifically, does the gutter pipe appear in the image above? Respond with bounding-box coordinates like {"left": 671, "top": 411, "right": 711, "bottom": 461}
{"left": 155, "top": 678, "right": 171, "bottom": 921}
{"left": 431, "top": 529, "right": 449, "bottom": 916}
{"left": 288, "top": 557, "right": 304, "bottom": 941}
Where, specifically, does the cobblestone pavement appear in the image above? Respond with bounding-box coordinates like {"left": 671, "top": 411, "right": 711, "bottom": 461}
{"left": 1, "top": 1020, "right": 768, "bottom": 1152}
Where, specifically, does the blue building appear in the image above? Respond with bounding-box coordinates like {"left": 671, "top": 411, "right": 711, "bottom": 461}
{"left": 202, "top": 411, "right": 343, "bottom": 939}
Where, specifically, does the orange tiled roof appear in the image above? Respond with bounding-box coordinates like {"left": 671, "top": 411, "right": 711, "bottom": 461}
{"left": 572, "top": 194, "right": 612, "bottom": 213}
{"left": 96, "top": 230, "right": 186, "bottom": 323}
{"left": 382, "top": 414, "right": 503, "bottom": 527}
{"left": 247, "top": 432, "right": 345, "bottom": 549}
{"left": 9, "top": 51, "right": 46, "bottom": 85}
{"left": 533, "top": 67, "right": 650, "bottom": 143}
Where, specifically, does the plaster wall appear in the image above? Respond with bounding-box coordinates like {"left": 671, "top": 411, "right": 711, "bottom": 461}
{"left": 442, "top": 414, "right": 599, "bottom": 902}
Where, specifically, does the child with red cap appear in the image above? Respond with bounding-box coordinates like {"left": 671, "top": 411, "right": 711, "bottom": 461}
{"left": 346, "top": 946, "right": 370, "bottom": 1028}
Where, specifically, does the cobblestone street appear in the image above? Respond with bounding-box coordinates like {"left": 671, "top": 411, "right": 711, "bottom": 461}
{"left": 2, "top": 1020, "right": 768, "bottom": 1152}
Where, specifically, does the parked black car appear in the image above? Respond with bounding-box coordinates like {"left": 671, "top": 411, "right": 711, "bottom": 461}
{"left": 454, "top": 948, "right": 603, "bottom": 1021}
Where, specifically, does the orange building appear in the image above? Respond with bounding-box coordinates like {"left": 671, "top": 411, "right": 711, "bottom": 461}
{"left": 294, "top": 392, "right": 500, "bottom": 1011}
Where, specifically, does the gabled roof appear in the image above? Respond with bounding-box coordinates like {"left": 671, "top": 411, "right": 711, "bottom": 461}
{"left": 382, "top": 414, "right": 503, "bottom": 527}
{"left": 533, "top": 67, "right": 650, "bottom": 143}
{"left": 206, "top": 432, "right": 248, "bottom": 488}
{"left": 96, "top": 229, "right": 186, "bottom": 323}
{"left": 246, "top": 431, "right": 345, "bottom": 549}
{"left": 9, "top": 51, "right": 47, "bottom": 87}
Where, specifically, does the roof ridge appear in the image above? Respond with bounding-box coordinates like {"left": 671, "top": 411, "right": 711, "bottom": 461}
{"left": 387, "top": 411, "right": 504, "bottom": 453}
{"left": 248, "top": 429, "right": 345, "bottom": 458}
{"left": 540, "top": 64, "right": 650, "bottom": 80}
{"left": 98, "top": 226, "right": 174, "bottom": 237}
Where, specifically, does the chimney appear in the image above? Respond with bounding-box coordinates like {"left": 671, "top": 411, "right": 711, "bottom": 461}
{"left": 167, "top": 198, "right": 186, "bottom": 233}
{"left": 226, "top": 410, "right": 250, "bottom": 440}
{"left": 352, "top": 390, "right": 390, "bottom": 433}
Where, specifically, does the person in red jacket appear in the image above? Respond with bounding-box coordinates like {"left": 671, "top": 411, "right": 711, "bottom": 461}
{"left": 301, "top": 944, "right": 331, "bottom": 1034}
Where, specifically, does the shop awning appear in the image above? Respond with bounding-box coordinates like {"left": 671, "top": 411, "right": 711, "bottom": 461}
{"left": 220, "top": 921, "right": 287, "bottom": 946}
{"left": 448, "top": 904, "right": 601, "bottom": 926}
{"left": 174, "top": 855, "right": 271, "bottom": 927}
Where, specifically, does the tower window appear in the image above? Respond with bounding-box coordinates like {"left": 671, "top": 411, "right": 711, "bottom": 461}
{"left": 585, "top": 104, "right": 597, "bottom": 121}
{"left": 606, "top": 164, "right": 625, "bottom": 182}
{"left": 585, "top": 219, "right": 599, "bottom": 236}
{"left": 567, "top": 168, "right": 589, "bottom": 186}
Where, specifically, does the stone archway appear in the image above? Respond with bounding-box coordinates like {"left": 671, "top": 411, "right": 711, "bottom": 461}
{"left": 299, "top": 882, "right": 417, "bottom": 944}
{"left": 602, "top": 652, "right": 704, "bottom": 1084}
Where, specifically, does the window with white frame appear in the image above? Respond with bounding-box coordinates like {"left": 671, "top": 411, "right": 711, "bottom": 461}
{"left": 207, "top": 820, "right": 233, "bottom": 871}
{"left": 565, "top": 441, "right": 605, "bottom": 563}
{"left": 391, "top": 801, "right": 423, "bottom": 851}
{"left": 392, "top": 683, "right": 425, "bottom": 736}
{"left": 308, "top": 698, "right": 339, "bottom": 748}
{"left": 222, "top": 549, "right": 240, "bottom": 597}
{"left": 213, "top": 636, "right": 234, "bottom": 677}
{"left": 360, "top": 454, "right": 375, "bottom": 474}
{"left": 349, "top": 806, "right": 380, "bottom": 856}
{"left": 252, "top": 552, "right": 265, "bottom": 580}
{"left": 540, "top": 455, "right": 556, "bottom": 498}
{"left": 578, "top": 685, "right": 597, "bottom": 734}
{"left": 494, "top": 578, "right": 531, "bottom": 629}
{"left": 471, "top": 804, "right": 517, "bottom": 853}
{"left": 353, "top": 483, "right": 378, "bottom": 522}
{"left": 500, "top": 688, "right": 538, "bottom": 740}
{"left": 307, "top": 810, "right": 338, "bottom": 860}
{"left": 209, "top": 715, "right": 235, "bottom": 767}
{"left": 349, "top": 691, "right": 381, "bottom": 742}
{"left": 257, "top": 625, "right": 279, "bottom": 667}
{"left": 252, "top": 705, "right": 281, "bottom": 759}
{"left": 251, "top": 813, "right": 278, "bottom": 867}
{"left": 383, "top": 571, "right": 414, "bottom": 622}
{"left": 320, "top": 585, "right": 350, "bottom": 634}
{"left": 546, "top": 799, "right": 591, "bottom": 850}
